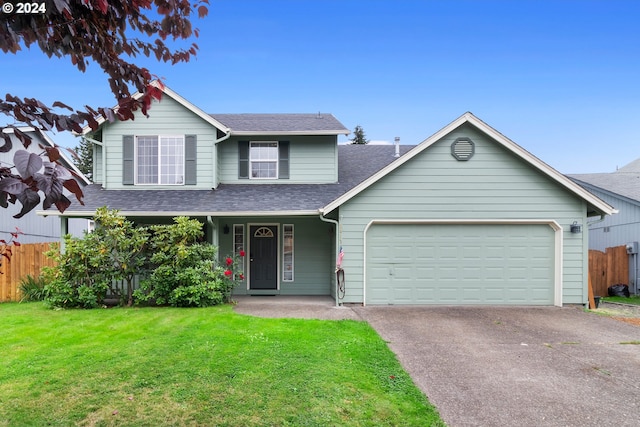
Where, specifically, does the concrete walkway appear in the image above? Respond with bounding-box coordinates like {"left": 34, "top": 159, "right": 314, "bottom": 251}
{"left": 233, "top": 296, "right": 640, "bottom": 427}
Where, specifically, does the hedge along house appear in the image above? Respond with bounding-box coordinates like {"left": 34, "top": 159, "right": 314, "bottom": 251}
{"left": 40, "top": 83, "right": 614, "bottom": 306}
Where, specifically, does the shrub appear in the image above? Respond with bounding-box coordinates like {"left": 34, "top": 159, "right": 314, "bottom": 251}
{"left": 18, "top": 274, "right": 48, "bottom": 302}
{"left": 43, "top": 233, "right": 114, "bottom": 309}
{"left": 135, "top": 243, "right": 240, "bottom": 307}
{"left": 134, "top": 217, "right": 243, "bottom": 307}
{"left": 44, "top": 210, "right": 242, "bottom": 309}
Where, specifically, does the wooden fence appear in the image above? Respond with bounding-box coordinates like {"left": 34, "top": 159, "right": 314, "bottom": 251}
{"left": 0, "top": 242, "right": 58, "bottom": 302}
{"left": 589, "top": 245, "right": 629, "bottom": 297}
{"left": 1, "top": 242, "right": 630, "bottom": 303}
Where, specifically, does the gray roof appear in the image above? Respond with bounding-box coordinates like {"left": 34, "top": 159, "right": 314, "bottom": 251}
{"left": 65, "top": 144, "right": 414, "bottom": 216}
{"left": 568, "top": 158, "right": 640, "bottom": 203}
{"left": 211, "top": 114, "right": 349, "bottom": 134}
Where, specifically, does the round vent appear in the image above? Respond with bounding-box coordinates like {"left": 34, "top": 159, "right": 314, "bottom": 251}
{"left": 451, "top": 137, "right": 475, "bottom": 161}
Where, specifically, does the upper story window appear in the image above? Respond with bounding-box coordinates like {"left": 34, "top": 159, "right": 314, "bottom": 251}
{"left": 123, "top": 134, "right": 196, "bottom": 186}
{"left": 136, "top": 135, "right": 184, "bottom": 185}
{"left": 238, "top": 140, "right": 289, "bottom": 180}
{"left": 250, "top": 142, "right": 278, "bottom": 179}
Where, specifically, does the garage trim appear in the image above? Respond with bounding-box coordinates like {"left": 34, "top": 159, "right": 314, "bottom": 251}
{"left": 363, "top": 219, "right": 563, "bottom": 307}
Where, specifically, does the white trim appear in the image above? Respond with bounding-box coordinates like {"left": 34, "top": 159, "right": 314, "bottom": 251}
{"left": 321, "top": 112, "right": 615, "bottom": 217}
{"left": 232, "top": 130, "right": 349, "bottom": 136}
{"left": 81, "top": 81, "right": 231, "bottom": 135}
{"left": 282, "top": 224, "right": 294, "bottom": 282}
{"left": 249, "top": 141, "right": 279, "bottom": 179}
{"left": 233, "top": 223, "right": 246, "bottom": 282}
{"left": 37, "top": 210, "right": 320, "bottom": 218}
{"left": 134, "top": 134, "right": 185, "bottom": 185}
{"left": 247, "top": 223, "right": 280, "bottom": 292}
{"left": 362, "top": 219, "right": 563, "bottom": 307}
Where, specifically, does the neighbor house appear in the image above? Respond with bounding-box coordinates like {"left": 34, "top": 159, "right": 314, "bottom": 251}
{"left": 41, "top": 83, "right": 615, "bottom": 307}
{"left": 1, "top": 127, "right": 91, "bottom": 244}
{"left": 569, "top": 160, "right": 640, "bottom": 293}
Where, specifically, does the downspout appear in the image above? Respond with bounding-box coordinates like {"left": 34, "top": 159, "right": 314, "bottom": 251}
{"left": 212, "top": 131, "right": 232, "bottom": 189}
{"left": 82, "top": 136, "right": 105, "bottom": 185}
{"left": 319, "top": 209, "right": 342, "bottom": 307}
{"left": 586, "top": 214, "right": 607, "bottom": 227}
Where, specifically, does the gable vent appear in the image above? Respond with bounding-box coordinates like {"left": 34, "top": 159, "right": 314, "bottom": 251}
{"left": 451, "top": 137, "right": 475, "bottom": 161}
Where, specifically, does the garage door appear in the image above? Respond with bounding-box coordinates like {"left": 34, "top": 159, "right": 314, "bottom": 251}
{"left": 366, "top": 223, "right": 555, "bottom": 305}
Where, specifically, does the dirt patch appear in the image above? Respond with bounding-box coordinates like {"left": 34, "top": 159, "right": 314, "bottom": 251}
{"left": 612, "top": 317, "right": 640, "bottom": 327}
{"left": 597, "top": 302, "right": 640, "bottom": 326}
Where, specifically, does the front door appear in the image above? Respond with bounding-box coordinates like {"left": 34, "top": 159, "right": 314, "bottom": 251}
{"left": 249, "top": 225, "right": 278, "bottom": 290}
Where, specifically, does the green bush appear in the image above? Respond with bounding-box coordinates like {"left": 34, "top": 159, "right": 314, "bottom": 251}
{"left": 44, "top": 210, "right": 242, "bottom": 309}
{"left": 135, "top": 243, "right": 238, "bottom": 307}
{"left": 18, "top": 274, "right": 48, "bottom": 302}
{"left": 43, "top": 208, "right": 149, "bottom": 309}
{"left": 43, "top": 233, "right": 114, "bottom": 309}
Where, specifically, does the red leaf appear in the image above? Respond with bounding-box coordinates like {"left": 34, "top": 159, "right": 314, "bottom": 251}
{"left": 53, "top": 101, "right": 73, "bottom": 111}
{"left": 53, "top": 195, "right": 72, "bottom": 214}
{"left": 97, "top": 0, "right": 108, "bottom": 14}
{"left": 63, "top": 179, "right": 85, "bottom": 205}
{"left": 0, "top": 132, "right": 12, "bottom": 153}
{"left": 45, "top": 147, "right": 61, "bottom": 162}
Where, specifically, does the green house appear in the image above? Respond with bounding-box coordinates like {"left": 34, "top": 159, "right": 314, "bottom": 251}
{"left": 46, "top": 83, "right": 614, "bottom": 306}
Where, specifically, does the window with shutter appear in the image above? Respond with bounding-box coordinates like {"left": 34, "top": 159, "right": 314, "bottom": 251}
{"left": 125, "top": 135, "right": 187, "bottom": 185}
{"left": 239, "top": 141, "right": 290, "bottom": 179}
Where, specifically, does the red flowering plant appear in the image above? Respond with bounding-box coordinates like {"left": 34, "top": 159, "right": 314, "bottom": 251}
{"left": 0, "top": 227, "right": 23, "bottom": 272}
{"left": 219, "top": 249, "right": 245, "bottom": 302}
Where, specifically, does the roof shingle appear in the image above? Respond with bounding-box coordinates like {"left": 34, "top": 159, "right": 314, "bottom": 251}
{"left": 211, "top": 113, "right": 349, "bottom": 134}
{"left": 568, "top": 158, "right": 640, "bottom": 203}
{"left": 65, "top": 144, "right": 414, "bottom": 215}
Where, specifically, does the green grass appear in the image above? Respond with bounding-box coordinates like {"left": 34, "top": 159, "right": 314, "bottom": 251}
{"left": 0, "top": 303, "right": 445, "bottom": 427}
{"left": 603, "top": 295, "right": 640, "bottom": 305}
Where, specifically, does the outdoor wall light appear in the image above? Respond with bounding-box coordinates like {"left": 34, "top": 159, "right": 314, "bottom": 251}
{"left": 223, "top": 224, "right": 230, "bottom": 234}
{"left": 570, "top": 221, "right": 582, "bottom": 233}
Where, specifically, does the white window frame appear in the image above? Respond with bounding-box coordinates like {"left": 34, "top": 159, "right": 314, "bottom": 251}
{"left": 134, "top": 135, "right": 185, "bottom": 185}
{"left": 233, "top": 224, "right": 246, "bottom": 279}
{"left": 249, "top": 141, "right": 279, "bottom": 179}
{"left": 283, "top": 224, "right": 294, "bottom": 282}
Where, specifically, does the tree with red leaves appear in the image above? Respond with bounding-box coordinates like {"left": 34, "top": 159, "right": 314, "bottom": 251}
{"left": 0, "top": 0, "right": 208, "bottom": 218}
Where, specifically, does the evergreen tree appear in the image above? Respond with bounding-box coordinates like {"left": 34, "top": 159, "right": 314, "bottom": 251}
{"left": 73, "top": 138, "right": 94, "bottom": 181}
{"left": 350, "top": 125, "right": 369, "bottom": 145}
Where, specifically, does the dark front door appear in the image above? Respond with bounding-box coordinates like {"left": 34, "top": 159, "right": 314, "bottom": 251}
{"left": 249, "top": 225, "right": 278, "bottom": 290}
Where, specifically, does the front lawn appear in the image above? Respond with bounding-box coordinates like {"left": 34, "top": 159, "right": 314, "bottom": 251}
{"left": 0, "top": 303, "right": 445, "bottom": 426}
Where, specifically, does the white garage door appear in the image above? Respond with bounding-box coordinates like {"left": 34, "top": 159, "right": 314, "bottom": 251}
{"left": 366, "top": 223, "right": 555, "bottom": 305}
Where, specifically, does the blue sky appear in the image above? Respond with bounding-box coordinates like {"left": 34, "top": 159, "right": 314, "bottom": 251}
{"left": 1, "top": 0, "right": 639, "bottom": 174}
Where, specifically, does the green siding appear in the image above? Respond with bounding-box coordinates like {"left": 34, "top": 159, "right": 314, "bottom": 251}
{"left": 338, "top": 124, "right": 588, "bottom": 305}
{"left": 217, "top": 217, "right": 334, "bottom": 296}
{"left": 99, "top": 95, "right": 216, "bottom": 189}
{"left": 218, "top": 136, "right": 338, "bottom": 183}
{"left": 93, "top": 145, "right": 103, "bottom": 185}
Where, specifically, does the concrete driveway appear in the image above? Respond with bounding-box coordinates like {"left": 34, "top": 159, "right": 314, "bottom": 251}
{"left": 353, "top": 305, "right": 640, "bottom": 427}
{"left": 234, "top": 297, "right": 640, "bottom": 426}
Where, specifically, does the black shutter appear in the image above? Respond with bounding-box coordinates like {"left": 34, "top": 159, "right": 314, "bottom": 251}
{"left": 122, "top": 135, "right": 134, "bottom": 185}
{"left": 185, "top": 135, "right": 197, "bottom": 185}
{"left": 279, "top": 141, "right": 289, "bottom": 179}
{"left": 238, "top": 141, "right": 249, "bottom": 179}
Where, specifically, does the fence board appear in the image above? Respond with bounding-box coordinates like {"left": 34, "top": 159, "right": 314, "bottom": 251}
{"left": 589, "top": 245, "right": 629, "bottom": 297}
{"left": 0, "top": 242, "right": 58, "bottom": 302}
